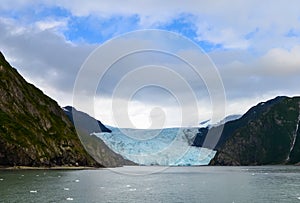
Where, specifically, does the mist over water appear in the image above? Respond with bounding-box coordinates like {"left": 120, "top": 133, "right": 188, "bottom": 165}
{"left": 1, "top": 166, "right": 300, "bottom": 203}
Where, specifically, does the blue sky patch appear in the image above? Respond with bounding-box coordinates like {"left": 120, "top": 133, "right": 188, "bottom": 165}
{"left": 64, "top": 15, "right": 140, "bottom": 44}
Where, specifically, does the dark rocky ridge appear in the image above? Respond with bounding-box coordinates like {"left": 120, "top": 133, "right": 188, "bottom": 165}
{"left": 63, "top": 106, "right": 112, "bottom": 133}
{"left": 0, "top": 52, "right": 132, "bottom": 167}
{"left": 209, "top": 96, "right": 300, "bottom": 166}
{"left": 193, "top": 97, "right": 286, "bottom": 150}
{"left": 62, "top": 106, "right": 135, "bottom": 166}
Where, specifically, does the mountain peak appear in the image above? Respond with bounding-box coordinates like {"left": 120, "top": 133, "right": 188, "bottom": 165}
{"left": 210, "top": 96, "right": 300, "bottom": 166}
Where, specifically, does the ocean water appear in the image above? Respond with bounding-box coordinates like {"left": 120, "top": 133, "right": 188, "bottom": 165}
{"left": 0, "top": 166, "right": 300, "bottom": 203}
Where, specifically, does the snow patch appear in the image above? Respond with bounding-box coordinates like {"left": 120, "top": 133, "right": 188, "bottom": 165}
{"left": 287, "top": 112, "right": 300, "bottom": 161}
{"left": 62, "top": 107, "right": 69, "bottom": 112}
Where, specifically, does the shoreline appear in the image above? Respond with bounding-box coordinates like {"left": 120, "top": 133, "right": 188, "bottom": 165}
{"left": 1, "top": 164, "right": 298, "bottom": 170}
{"left": 0, "top": 166, "right": 101, "bottom": 170}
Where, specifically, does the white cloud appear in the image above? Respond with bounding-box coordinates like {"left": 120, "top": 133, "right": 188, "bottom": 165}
{"left": 35, "top": 19, "right": 67, "bottom": 31}
{"left": 39, "top": 0, "right": 300, "bottom": 51}
{"left": 1, "top": 1, "right": 300, "bottom": 128}
{"left": 259, "top": 46, "right": 300, "bottom": 75}
{"left": 2, "top": 0, "right": 300, "bottom": 49}
{"left": 0, "top": 17, "right": 95, "bottom": 106}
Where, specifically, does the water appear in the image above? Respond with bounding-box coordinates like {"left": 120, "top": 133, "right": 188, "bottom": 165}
{"left": 0, "top": 166, "right": 300, "bottom": 203}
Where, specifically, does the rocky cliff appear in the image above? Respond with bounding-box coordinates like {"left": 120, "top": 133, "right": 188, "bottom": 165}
{"left": 209, "top": 96, "right": 300, "bottom": 165}
{"left": 0, "top": 52, "right": 132, "bottom": 167}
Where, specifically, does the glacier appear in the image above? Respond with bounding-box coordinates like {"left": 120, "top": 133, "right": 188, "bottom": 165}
{"left": 94, "top": 127, "right": 216, "bottom": 166}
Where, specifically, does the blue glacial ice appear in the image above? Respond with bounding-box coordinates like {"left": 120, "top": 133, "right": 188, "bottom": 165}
{"left": 94, "top": 127, "right": 216, "bottom": 166}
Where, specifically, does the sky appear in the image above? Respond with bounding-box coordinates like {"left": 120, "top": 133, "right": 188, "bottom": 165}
{"left": 1, "top": 1, "right": 300, "bottom": 128}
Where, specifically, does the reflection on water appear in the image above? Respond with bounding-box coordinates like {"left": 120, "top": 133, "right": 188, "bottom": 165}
{"left": 0, "top": 166, "right": 300, "bottom": 203}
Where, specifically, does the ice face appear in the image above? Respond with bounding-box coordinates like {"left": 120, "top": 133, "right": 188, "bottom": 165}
{"left": 94, "top": 127, "right": 216, "bottom": 166}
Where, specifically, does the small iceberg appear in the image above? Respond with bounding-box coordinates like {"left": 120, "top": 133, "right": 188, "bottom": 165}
{"left": 30, "top": 190, "right": 37, "bottom": 193}
{"left": 75, "top": 179, "right": 80, "bottom": 183}
{"left": 66, "top": 197, "right": 74, "bottom": 201}
{"left": 64, "top": 188, "right": 70, "bottom": 191}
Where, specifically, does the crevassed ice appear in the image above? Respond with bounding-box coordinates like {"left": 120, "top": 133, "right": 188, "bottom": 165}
{"left": 94, "top": 127, "right": 216, "bottom": 166}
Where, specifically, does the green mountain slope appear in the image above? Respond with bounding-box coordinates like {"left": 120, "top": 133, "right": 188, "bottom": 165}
{"left": 0, "top": 52, "right": 132, "bottom": 167}
{"left": 210, "top": 96, "right": 300, "bottom": 165}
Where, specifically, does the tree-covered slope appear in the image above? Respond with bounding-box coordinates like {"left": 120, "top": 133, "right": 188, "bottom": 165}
{"left": 209, "top": 96, "right": 300, "bottom": 165}
{"left": 0, "top": 52, "right": 132, "bottom": 167}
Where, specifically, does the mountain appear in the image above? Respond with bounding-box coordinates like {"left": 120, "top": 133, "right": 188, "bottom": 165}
{"left": 192, "top": 114, "right": 242, "bottom": 149}
{"left": 62, "top": 106, "right": 135, "bottom": 166}
{"left": 63, "top": 106, "right": 111, "bottom": 133}
{"left": 0, "top": 52, "right": 99, "bottom": 167}
{"left": 198, "top": 114, "right": 241, "bottom": 128}
{"left": 215, "top": 114, "right": 242, "bottom": 126}
{"left": 209, "top": 96, "right": 300, "bottom": 166}
{"left": 0, "top": 51, "right": 132, "bottom": 167}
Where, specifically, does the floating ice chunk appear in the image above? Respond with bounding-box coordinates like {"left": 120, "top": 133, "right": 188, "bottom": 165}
{"left": 126, "top": 185, "right": 131, "bottom": 188}
{"left": 66, "top": 197, "right": 74, "bottom": 201}
{"left": 100, "top": 187, "right": 105, "bottom": 189}
{"left": 0, "top": 178, "right": 3, "bottom": 181}
{"left": 30, "top": 190, "right": 37, "bottom": 193}
{"left": 129, "top": 188, "right": 136, "bottom": 191}
{"left": 251, "top": 173, "right": 255, "bottom": 176}
{"left": 75, "top": 180, "right": 80, "bottom": 183}
{"left": 297, "top": 197, "right": 300, "bottom": 200}
{"left": 64, "top": 188, "right": 70, "bottom": 191}
{"left": 36, "top": 175, "right": 39, "bottom": 177}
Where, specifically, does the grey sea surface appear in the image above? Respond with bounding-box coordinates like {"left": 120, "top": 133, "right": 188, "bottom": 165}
{"left": 0, "top": 166, "right": 300, "bottom": 203}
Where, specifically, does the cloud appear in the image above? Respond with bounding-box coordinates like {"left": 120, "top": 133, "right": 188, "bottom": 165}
{"left": 0, "top": 0, "right": 300, "bottom": 53}
{"left": 0, "top": 17, "right": 95, "bottom": 105}
{"left": 259, "top": 46, "right": 300, "bottom": 75}
{"left": 35, "top": 19, "right": 67, "bottom": 31}
{"left": 211, "top": 45, "right": 300, "bottom": 100}
{"left": 46, "top": 1, "right": 300, "bottom": 51}
{"left": 1, "top": 1, "right": 300, "bottom": 128}
{"left": 2, "top": 1, "right": 300, "bottom": 50}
